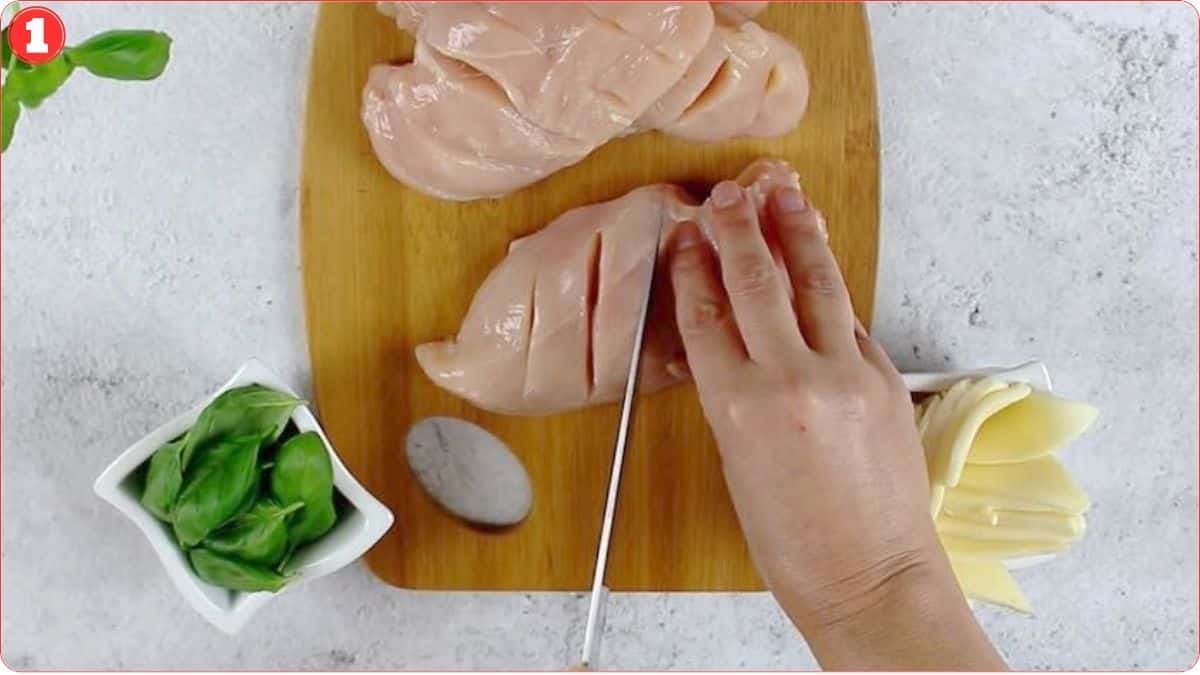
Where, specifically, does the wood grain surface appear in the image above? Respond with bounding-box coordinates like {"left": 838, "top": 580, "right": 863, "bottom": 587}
{"left": 300, "top": 1, "right": 879, "bottom": 591}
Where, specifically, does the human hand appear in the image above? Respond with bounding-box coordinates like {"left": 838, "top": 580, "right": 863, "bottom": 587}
{"left": 669, "top": 181, "right": 1003, "bottom": 669}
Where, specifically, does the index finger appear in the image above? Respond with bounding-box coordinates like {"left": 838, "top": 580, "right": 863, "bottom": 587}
{"left": 770, "top": 187, "right": 858, "bottom": 356}
{"left": 669, "top": 221, "right": 747, "bottom": 385}
{"left": 707, "top": 181, "right": 804, "bottom": 363}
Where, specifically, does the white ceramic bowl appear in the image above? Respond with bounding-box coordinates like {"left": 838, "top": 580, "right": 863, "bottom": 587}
{"left": 93, "top": 359, "right": 394, "bottom": 634}
{"left": 901, "top": 360, "right": 1052, "bottom": 394}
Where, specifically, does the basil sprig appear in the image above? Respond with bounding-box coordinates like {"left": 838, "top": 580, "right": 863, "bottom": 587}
{"left": 2, "top": 19, "right": 171, "bottom": 151}
{"left": 65, "top": 30, "right": 171, "bottom": 80}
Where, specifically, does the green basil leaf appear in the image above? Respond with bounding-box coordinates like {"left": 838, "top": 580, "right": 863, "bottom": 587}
{"left": 179, "top": 384, "right": 301, "bottom": 470}
{"left": 189, "top": 548, "right": 289, "bottom": 593}
{"left": 65, "top": 30, "right": 171, "bottom": 81}
{"left": 229, "top": 470, "right": 261, "bottom": 520}
{"left": 5, "top": 54, "right": 73, "bottom": 108}
{"left": 172, "top": 436, "right": 261, "bottom": 548}
{"left": 203, "top": 499, "right": 303, "bottom": 566}
{"left": 270, "top": 431, "right": 337, "bottom": 547}
{"left": 2, "top": 27, "right": 11, "bottom": 70}
{"left": 140, "top": 436, "right": 185, "bottom": 521}
{"left": 1, "top": 85, "right": 18, "bottom": 152}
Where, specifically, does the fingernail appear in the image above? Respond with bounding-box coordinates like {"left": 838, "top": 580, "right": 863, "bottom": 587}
{"left": 675, "top": 223, "right": 703, "bottom": 251}
{"left": 774, "top": 187, "right": 807, "bottom": 214}
{"left": 711, "top": 181, "right": 743, "bottom": 209}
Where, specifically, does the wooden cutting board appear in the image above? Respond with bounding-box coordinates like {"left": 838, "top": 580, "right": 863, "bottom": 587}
{"left": 300, "top": 1, "right": 878, "bottom": 591}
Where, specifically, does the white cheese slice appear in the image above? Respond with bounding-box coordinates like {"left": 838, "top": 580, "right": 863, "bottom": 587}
{"left": 967, "top": 391, "right": 1098, "bottom": 465}
{"left": 939, "top": 533, "right": 1072, "bottom": 560}
{"left": 936, "top": 512, "right": 1084, "bottom": 542}
{"left": 957, "top": 456, "right": 1090, "bottom": 515}
{"left": 950, "top": 557, "right": 1032, "bottom": 612}
{"left": 942, "top": 503, "right": 999, "bottom": 526}
{"left": 923, "top": 378, "right": 1031, "bottom": 488}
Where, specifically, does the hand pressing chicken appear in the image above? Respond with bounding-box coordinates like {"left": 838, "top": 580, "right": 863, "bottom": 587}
{"left": 669, "top": 181, "right": 1007, "bottom": 671}
{"left": 415, "top": 159, "right": 800, "bottom": 415}
{"left": 364, "top": 2, "right": 809, "bottom": 200}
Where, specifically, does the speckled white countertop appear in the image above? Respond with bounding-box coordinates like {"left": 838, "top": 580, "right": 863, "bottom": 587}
{"left": 2, "top": 2, "right": 1196, "bottom": 669}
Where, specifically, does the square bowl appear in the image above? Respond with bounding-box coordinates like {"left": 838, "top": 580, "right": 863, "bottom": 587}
{"left": 93, "top": 358, "right": 394, "bottom": 634}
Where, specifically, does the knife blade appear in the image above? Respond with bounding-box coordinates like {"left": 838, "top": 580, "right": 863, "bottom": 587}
{"left": 579, "top": 220, "right": 665, "bottom": 670}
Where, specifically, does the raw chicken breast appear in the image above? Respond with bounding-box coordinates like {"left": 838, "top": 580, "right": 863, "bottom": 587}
{"left": 366, "top": 2, "right": 811, "bottom": 201}
{"left": 405, "top": 2, "right": 714, "bottom": 144}
{"left": 363, "top": 42, "right": 591, "bottom": 201}
{"left": 711, "top": 1, "right": 770, "bottom": 24}
{"left": 380, "top": 2, "right": 766, "bottom": 32}
{"left": 415, "top": 159, "right": 801, "bottom": 416}
{"left": 375, "top": 0, "right": 425, "bottom": 32}
{"left": 416, "top": 184, "right": 688, "bottom": 415}
{"left": 636, "top": 21, "right": 809, "bottom": 142}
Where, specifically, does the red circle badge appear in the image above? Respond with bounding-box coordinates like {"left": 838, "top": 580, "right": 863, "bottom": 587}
{"left": 7, "top": 6, "right": 66, "bottom": 65}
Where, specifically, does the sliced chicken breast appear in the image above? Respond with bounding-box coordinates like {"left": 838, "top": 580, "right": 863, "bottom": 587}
{"left": 416, "top": 159, "right": 802, "bottom": 415}
{"left": 407, "top": 2, "right": 715, "bottom": 144}
{"left": 362, "top": 42, "right": 591, "bottom": 201}
{"left": 639, "top": 21, "right": 809, "bottom": 142}
{"left": 380, "top": 2, "right": 766, "bottom": 33}
{"left": 367, "top": 3, "right": 810, "bottom": 200}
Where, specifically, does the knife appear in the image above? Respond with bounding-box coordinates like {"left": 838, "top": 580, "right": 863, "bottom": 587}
{"left": 578, "top": 221, "right": 665, "bottom": 670}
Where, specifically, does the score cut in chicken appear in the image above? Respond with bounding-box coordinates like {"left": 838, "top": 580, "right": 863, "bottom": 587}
{"left": 415, "top": 159, "right": 802, "bottom": 415}
{"left": 364, "top": 2, "right": 810, "bottom": 200}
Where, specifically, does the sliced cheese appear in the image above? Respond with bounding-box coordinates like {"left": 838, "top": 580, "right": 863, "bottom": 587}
{"left": 916, "top": 392, "right": 943, "bottom": 470}
{"left": 942, "top": 503, "right": 999, "bottom": 526}
{"left": 942, "top": 485, "right": 1077, "bottom": 516}
{"left": 968, "top": 391, "right": 1098, "bottom": 465}
{"left": 938, "top": 380, "right": 1031, "bottom": 487}
{"left": 919, "top": 379, "right": 972, "bottom": 476}
{"left": 923, "top": 378, "right": 1031, "bottom": 488}
{"left": 936, "top": 512, "right": 1083, "bottom": 543}
{"left": 930, "top": 483, "right": 946, "bottom": 519}
{"left": 993, "top": 510, "right": 1085, "bottom": 539}
{"left": 939, "top": 533, "right": 1072, "bottom": 560}
{"left": 957, "top": 456, "right": 1091, "bottom": 514}
{"left": 949, "top": 557, "right": 1032, "bottom": 612}
{"left": 915, "top": 396, "right": 934, "bottom": 436}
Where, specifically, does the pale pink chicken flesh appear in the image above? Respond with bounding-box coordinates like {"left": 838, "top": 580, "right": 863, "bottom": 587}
{"left": 365, "top": 2, "right": 811, "bottom": 201}
{"left": 379, "top": 1, "right": 768, "bottom": 31}
{"left": 711, "top": 1, "right": 770, "bottom": 24}
{"left": 415, "top": 159, "right": 803, "bottom": 416}
{"left": 363, "top": 42, "right": 591, "bottom": 201}
{"left": 635, "top": 21, "right": 809, "bottom": 142}
{"left": 400, "top": 2, "right": 714, "bottom": 144}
